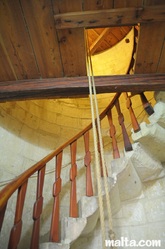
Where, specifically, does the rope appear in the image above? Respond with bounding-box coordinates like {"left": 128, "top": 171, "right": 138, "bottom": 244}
{"left": 86, "top": 47, "right": 106, "bottom": 249}
{"left": 85, "top": 32, "right": 115, "bottom": 248}
{"left": 88, "top": 54, "right": 114, "bottom": 234}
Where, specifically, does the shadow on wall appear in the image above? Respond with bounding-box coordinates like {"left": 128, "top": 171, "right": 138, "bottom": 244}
{"left": 0, "top": 29, "right": 135, "bottom": 150}
{"left": 0, "top": 94, "right": 115, "bottom": 149}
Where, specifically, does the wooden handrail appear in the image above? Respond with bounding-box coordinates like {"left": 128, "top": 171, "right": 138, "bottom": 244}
{"left": 0, "top": 92, "right": 120, "bottom": 212}
{"left": 0, "top": 92, "right": 121, "bottom": 249}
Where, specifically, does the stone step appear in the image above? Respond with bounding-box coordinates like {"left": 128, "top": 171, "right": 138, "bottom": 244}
{"left": 132, "top": 122, "right": 165, "bottom": 162}
{"left": 78, "top": 196, "right": 99, "bottom": 236}
{"left": 149, "top": 101, "right": 165, "bottom": 128}
{"left": 111, "top": 157, "right": 142, "bottom": 201}
{"left": 154, "top": 91, "right": 165, "bottom": 103}
{"left": 125, "top": 142, "right": 165, "bottom": 182}
{"left": 99, "top": 176, "right": 121, "bottom": 215}
{"left": 40, "top": 242, "right": 70, "bottom": 249}
{"left": 40, "top": 179, "right": 120, "bottom": 247}
{"left": 61, "top": 217, "right": 87, "bottom": 244}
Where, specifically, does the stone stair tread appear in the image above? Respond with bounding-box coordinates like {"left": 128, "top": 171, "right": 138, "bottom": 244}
{"left": 111, "top": 156, "right": 142, "bottom": 201}
{"left": 149, "top": 101, "right": 165, "bottom": 128}
{"left": 132, "top": 122, "right": 165, "bottom": 162}
{"left": 40, "top": 242, "right": 70, "bottom": 249}
{"left": 125, "top": 142, "right": 165, "bottom": 182}
{"left": 61, "top": 217, "right": 87, "bottom": 244}
{"left": 79, "top": 196, "right": 99, "bottom": 236}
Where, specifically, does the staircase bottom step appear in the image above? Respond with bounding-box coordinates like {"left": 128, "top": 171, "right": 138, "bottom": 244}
{"left": 40, "top": 242, "right": 70, "bottom": 249}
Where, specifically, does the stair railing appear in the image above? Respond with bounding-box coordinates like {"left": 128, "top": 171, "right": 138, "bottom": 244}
{"left": 0, "top": 91, "right": 151, "bottom": 248}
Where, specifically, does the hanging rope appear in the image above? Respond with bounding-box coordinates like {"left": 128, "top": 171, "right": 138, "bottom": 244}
{"left": 86, "top": 41, "right": 106, "bottom": 249}
{"left": 85, "top": 31, "right": 115, "bottom": 249}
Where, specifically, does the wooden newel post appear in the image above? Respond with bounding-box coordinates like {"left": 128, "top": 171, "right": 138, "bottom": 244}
{"left": 84, "top": 131, "right": 93, "bottom": 197}
{"left": 50, "top": 152, "right": 63, "bottom": 242}
{"left": 107, "top": 109, "right": 120, "bottom": 159}
{"left": 115, "top": 99, "right": 133, "bottom": 152}
{"left": 70, "top": 141, "right": 78, "bottom": 218}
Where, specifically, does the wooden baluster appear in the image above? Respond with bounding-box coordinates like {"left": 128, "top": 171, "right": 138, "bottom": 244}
{"left": 124, "top": 92, "right": 141, "bottom": 132}
{"left": 50, "top": 152, "right": 63, "bottom": 242}
{"left": 107, "top": 109, "right": 120, "bottom": 159}
{"left": 84, "top": 131, "right": 93, "bottom": 197}
{"left": 139, "top": 92, "right": 154, "bottom": 116}
{"left": 115, "top": 99, "right": 133, "bottom": 152}
{"left": 8, "top": 181, "right": 28, "bottom": 249}
{"left": 30, "top": 165, "right": 46, "bottom": 249}
{"left": 0, "top": 203, "right": 7, "bottom": 232}
{"left": 70, "top": 141, "right": 78, "bottom": 218}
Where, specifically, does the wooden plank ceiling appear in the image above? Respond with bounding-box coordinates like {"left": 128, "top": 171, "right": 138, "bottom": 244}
{"left": 0, "top": 0, "right": 165, "bottom": 99}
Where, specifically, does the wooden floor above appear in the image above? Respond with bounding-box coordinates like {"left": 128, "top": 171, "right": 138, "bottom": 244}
{"left": 0, "top": 0, "right": 165, "bottom": 98}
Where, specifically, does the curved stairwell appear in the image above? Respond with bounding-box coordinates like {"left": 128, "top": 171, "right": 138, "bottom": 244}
{"left": 0, "top": 92, "right": 165, "bottom": 249}
{"left": 40, "top": 91, "right": 165, "bottom": 249}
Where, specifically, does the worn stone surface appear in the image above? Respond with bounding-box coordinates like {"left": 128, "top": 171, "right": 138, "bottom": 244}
{"left": 79, "top": 196, "right": 98, "bottom": 218}
{"left": 125, "top": 142, "right": 165, "bottom": 182}
{"left": 154, "top": 91, "right": 165, "bottom": 103}
{"left": 40, "top": 243, "right": 70, "bottom": 249}
{"left": 132, "top": 122, "right": 165, "bottom": 162}
{"left": 149, "top": 101, "right": 165, "bottom": 128}
{"left": 71, "top": 176, "right": 165, "bottom": 249}
{"left": 78, "top": 196, "right": 99, "bottom": 236}
{"left": 61, "top": 217, "right": 87, "bottom": 244}
{"left": 111, "top": 157, "right": 142, "bottom": 201}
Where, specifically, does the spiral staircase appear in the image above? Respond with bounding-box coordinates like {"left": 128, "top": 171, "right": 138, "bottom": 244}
{"left": 0, "top": 91, "right": 165, "bottom": 249}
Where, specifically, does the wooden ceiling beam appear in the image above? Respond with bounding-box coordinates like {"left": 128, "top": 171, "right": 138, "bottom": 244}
{"left": 0, "top": 74, "right": 165, "bottom": 102}
{"left": 55, "top": 5, "right": 165, "bottom": 29}
{"left": 89, "top": 28, "right": 111, "bottom": 55}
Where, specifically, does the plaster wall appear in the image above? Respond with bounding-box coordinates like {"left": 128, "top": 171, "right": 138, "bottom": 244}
{"left": 91, "top": 28, "right": 134, "bottom": 76}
